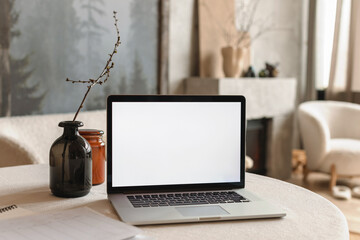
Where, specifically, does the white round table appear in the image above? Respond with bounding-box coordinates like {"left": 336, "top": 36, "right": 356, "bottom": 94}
{"left": 0, "top": 164, "right": 349, "bottom": 239}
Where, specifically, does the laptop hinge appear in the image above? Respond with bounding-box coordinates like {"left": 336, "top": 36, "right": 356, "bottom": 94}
{"left": 120, "top": 186, "right": 238, "bottom": 194}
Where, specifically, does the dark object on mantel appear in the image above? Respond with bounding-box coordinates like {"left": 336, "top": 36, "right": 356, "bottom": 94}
{"left": 259, "top": 62, "right": 279, "bottom": 78}
{"left": 244, "top": 66, "right": 256, "bottom": 77}
{"left": 258, "top": 69, "right": 269, "bottom": 78}
{"left": 49, "top": 121, "right": 92, "bottom": 198}
{"left": 79, "top": 129, "right": 105, "bottom": 185}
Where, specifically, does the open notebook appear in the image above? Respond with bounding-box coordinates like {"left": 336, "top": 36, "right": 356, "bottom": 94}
{"left": 0, "top": 205, "right": 33, "bottom": 220}
{"left": 0, "top": 206, "right": 146, "bottom": 240}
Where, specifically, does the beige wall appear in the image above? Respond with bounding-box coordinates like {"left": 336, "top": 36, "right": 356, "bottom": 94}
{"left": 168, "top": 0, "right": 197, "bottom": 94}
{"left": 168, "top": 0, "right": 304, "bottom": 95}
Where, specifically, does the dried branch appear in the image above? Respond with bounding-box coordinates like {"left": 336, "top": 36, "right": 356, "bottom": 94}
{"left": 201, "top": 0, "right": 263, "bottom": 48}
{"left": 244, "top": 26, "right": 290, "bottom": 48}
{"left": 235, "top": 0, "right": 291, "bottom": 49}
{"left": 66, "top": 78, "right": 95, "bottom": 84}
{"left": 68, "top": 11, "right": 121, "bottom": 121}
{"left": 235, "top": 0, "right": 260, "bottom": 47}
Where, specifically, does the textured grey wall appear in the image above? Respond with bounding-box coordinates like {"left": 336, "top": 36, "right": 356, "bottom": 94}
{"left": 9, "top": 0, "right": 158, "bottom": 116}
{"left": 250, "top": 0, "right": 303, "bottom": 83}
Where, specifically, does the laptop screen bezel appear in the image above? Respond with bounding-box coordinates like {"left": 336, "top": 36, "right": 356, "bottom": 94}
{"left": 106, "top": 95, "right": 246, "bottom": 194}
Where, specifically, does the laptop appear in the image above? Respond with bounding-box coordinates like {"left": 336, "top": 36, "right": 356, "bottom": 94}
{"left": 107, "top": 95, "right": 285, "bottom": 225}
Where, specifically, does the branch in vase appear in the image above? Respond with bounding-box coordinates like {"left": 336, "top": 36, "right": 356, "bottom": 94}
{"left": 67, "top": 11, "right": 121, "bottom": 122}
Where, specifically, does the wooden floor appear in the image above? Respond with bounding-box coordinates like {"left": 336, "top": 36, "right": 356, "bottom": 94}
{"left": 290, "top": 150, "right": 360, "bottom": 239}
{"left": 351, "top": 234, "right": 360, "bottom": 240}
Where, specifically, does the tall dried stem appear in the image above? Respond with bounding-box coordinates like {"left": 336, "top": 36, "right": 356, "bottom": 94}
{"left": 66, "top": 11, "right": 121, "bottom": 121}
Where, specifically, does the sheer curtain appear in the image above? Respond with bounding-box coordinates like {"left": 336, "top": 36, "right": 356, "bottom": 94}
{"left": 301, "top": 0, "right": 337, "bottom": 102}
{"left": 326, "top": 0, "right": 360, "bottom": 102}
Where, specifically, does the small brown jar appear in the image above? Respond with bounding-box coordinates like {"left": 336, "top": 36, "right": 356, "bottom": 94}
{"left": 79, "top": 129, "right": 105, "bottom": 185}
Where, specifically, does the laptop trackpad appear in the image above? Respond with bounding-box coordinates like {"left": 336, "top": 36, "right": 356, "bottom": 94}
{"left": 176, "top": 206, "right": 230, "bottom": 217}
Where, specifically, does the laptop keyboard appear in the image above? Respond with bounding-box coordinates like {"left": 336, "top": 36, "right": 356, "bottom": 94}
{"left": 127, "top": 191, "right": 250, "bottom": 208}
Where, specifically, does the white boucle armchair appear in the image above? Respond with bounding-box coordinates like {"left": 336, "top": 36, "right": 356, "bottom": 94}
{"left": 0, "top": 110, "right": 106, "bottom": 167}
{"left": 298, "top": 101, "right": 360, "bottom": 189}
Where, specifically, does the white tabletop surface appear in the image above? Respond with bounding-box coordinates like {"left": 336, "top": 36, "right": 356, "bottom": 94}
{"left": 0, "top": 164, "right": 349, "bottom": 239}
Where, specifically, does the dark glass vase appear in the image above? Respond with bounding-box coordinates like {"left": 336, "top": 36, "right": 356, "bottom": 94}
{"left": 49, "top": 121, "right": 92, "bottom": 198}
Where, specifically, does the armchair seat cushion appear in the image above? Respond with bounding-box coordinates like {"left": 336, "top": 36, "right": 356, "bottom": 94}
{"left": 320, "top": 139, "right": 360, "bottom": 175}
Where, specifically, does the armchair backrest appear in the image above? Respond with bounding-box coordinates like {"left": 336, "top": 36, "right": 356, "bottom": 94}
{"left": 298, "top": 100, "right": 360, "bottom": 170}
{"left": 0, "top": 110, "right": 106, "bottom": 167}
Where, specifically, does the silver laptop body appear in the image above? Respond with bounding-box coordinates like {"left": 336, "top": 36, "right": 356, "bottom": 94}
{"left": 107, "top": 95, "right": 285, "bottom": 225}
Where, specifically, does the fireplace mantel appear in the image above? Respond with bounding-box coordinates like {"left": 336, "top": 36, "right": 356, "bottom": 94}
{"left": 184, "top": 77, "right": 297, "bottom": 179}
{"left": 185, "top": 77, "right": 296, "bottom": 119}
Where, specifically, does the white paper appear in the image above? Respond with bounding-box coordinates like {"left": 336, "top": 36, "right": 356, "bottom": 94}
{"left": 0, "top": 207, "right": 141, "bottom": 240}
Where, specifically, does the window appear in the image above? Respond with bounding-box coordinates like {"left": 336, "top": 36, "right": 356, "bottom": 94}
{"left": 314, "top": 0, "right": 337, "bottom": 90}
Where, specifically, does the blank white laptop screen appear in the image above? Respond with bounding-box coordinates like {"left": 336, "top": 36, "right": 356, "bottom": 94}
{"left": 112, "top": 102, "right": 241, "bottom": 187}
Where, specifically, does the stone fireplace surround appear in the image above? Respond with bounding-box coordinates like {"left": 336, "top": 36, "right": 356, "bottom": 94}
{"left": 185, "top": 77, "right": 297, "bottom": 179}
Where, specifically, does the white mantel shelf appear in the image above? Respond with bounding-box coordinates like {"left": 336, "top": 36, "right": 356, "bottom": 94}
{"left": 185, "top": 77, "right": 297, "bottom": 179}
{"left": 185, "top": 77, "right": 297, "bottom": 120}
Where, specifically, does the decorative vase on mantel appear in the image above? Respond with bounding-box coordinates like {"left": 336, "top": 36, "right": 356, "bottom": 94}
{"left": 49, "top": 121, "right": 92, "bottom": 198}
{"left": 221, "top": 46, "right": 245, "bottom": 78}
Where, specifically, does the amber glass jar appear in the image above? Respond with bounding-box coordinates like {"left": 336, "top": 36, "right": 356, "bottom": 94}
{"left": 79, "top": 129, "right": 105, "bottom": 185}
